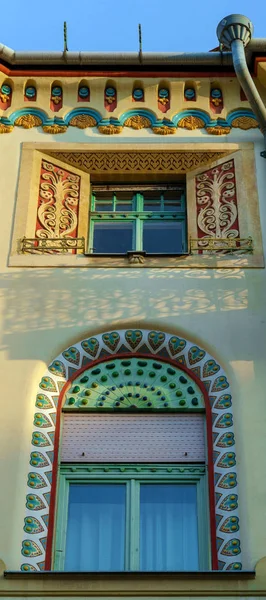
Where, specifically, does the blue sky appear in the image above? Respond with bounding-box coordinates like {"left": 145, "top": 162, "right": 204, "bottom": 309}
{"left": 1, "top": 0, "right": 266, "bottom": 53}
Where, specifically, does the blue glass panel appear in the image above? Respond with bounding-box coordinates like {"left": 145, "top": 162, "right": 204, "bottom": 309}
{"left": 65, "top": 484, "right": 126, "bottom": 571}
{"left": 93, "top": 222, "right": 133, "bottom": 253}
{"left": 143, "top": 221, "right": 184, "bottom": 253}
{"left": 140, "top": 484, "right": 199, "bottom": 571}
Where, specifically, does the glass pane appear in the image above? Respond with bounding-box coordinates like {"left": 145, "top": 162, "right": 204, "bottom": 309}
{"left": 143, "top": 221, "right": 185, "bottom": 253}
{"left": 115, "top": 191, "right": 134, "bottom": 211}
{"left": 140, "top": 484, "right": 199, "bottom": 571}
{"left": 143, "top": 191, "right": 162, "bottom": 211}
{"left": 94, "top": 191, "right": 114, "bottom": 212}
{"left": 65, "top": 484, "right": 126, "bottom": 571}
{"left": 92, "top": 222, "right": 133, "bottom": 253}
{"left": 163, "top": 189, "right": 184, "bottom": 211}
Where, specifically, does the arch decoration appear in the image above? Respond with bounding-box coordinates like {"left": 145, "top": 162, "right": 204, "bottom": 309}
{"left": 21, "top": 329, "right": 241, "bottom": 573}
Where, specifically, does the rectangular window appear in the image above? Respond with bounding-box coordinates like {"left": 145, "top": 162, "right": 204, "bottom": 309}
{"left": 55, "top": 464, "right": 208, "bottom": 572}
{"left": 88, "top": 185, "right": 187, "bottom": 255}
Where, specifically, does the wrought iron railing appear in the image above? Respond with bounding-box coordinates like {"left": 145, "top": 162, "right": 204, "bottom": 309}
{"left": 190, "top": 237, "right": 253, "bottom": 254}
{"left": 20, "top": 237, "right": 85, "bottom": 254}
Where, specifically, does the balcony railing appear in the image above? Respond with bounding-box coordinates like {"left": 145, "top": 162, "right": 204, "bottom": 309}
{"left": 190, "top": 237, "right": 253, "bottom": 254}
{"left": 20, "top": 237, "right": 85, "bottom": 254}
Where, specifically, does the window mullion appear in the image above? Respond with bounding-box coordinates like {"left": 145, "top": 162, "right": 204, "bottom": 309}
{"left": 129, "top": 478, "right": 140, "bottom": 570}
{"left": 54, "top": 475, "right": 70, "bottom": 571}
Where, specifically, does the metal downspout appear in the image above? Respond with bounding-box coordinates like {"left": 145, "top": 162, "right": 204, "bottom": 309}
{"left": 217, "top": 14, "right": 266, "bottom": 158}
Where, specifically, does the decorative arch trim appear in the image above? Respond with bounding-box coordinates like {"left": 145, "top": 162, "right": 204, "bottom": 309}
{"left": 21, "top": 329, "right": 241, "bottom": 573}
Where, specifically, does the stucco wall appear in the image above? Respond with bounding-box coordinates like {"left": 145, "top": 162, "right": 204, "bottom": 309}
{"left": 0, "top": 125, "right": 266, "bottom": 572}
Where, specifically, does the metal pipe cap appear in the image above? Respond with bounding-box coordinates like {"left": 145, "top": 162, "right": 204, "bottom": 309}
{"left": 217, "top": 14, "right": 253, "bottom": 48}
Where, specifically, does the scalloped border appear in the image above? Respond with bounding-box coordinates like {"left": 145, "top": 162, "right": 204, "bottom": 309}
{"left": 21, "top": 329, "right": 241, "bottom": 572}
{"left": 0, "top": 107, "right": 258, "bottom": 135}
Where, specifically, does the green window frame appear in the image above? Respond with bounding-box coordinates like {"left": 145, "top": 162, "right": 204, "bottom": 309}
{"left": 88, "top": 185, "right": 187, "bottom": 255}
{"left": 54, "top": 463, "right": 209, "bottom": 572}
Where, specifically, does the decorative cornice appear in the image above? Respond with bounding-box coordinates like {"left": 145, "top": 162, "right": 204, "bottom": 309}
{"left": 45, "top": 150, "right": 228, "bottom": 174}
{"left": 0, "top": 107, "right": 259, "bottom": 135}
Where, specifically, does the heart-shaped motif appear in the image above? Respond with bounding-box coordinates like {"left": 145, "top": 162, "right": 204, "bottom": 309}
{"left": 125, "top": 330, "right": 143, "bottom": 349}
{"left": 34, "top": 413, "right": 52, "bottom": 428}
{"left": 102, "top": 332, "right": 120, "bottom": 351}
{"left": 215, "top": 413, "right": 233, "bottom": 428}
{"left": 21, "top": 564, "right": 38, "bottom": 572}
{"left": 63, "top": 346, "right": 80, "bottom": 366}
{"left": 217, "top": 452, "right": 236, "bottom": 468}
{"left": 217, "top": 472, "right": 237, "bottom": 489}
{"left": 168, "top": 336, "right": 186, "bottom": 356}
{"left": 216, "top": 432, "right": 235, "bottom": 448}
{"left": 188, "top": 346, "right": 206, "bottom": 365}
{"left": 35, "top": 394, "right": 54, "bottom": 409}
{"left": 32, "top": 432, "right": 50, "bottom": 447}
{"left": 26, "top": 493, "right": 46, "bottom": 510}
{"left": 21, "top": 540, "right": 42, "bottom": 557}
{"left": 39, "top": 376, "right": 57, "bottom": 392}
{"left": 27, "top": 472, "right": 47, "bottom": 489}
{"left": 219, "top": 493, "right": 238, "bottom": 512}
{"left": 24, "top": 516, "right": 44, "bottom": 534}
{"left": 30, "top": 452, "right": 49, "bottom": 468}
{"left": 48, "top": 360, "right": 66, "bottom": 378}
{"left": 81, "top": 337, "right": 99, "bottom": 357}
{"left": 221, "top": 538, "right": 241, "bottom": 556}
{"left": 148, "top": 331, "right": 165, "bottom": 351}
{"left": 213, "top": 394, "right": 232, "bottom": 410}
{"left": 203, "top": 359, "right": 220, "bottom": 378}
{"left": 220, "top": 516, "right": 239, "bottom": 533}
{"left": 211, "top": 376, "right": 229, "bottom": 392}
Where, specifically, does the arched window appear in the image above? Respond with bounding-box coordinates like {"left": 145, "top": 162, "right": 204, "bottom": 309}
{"left": 21, "top": 329, "right": 241, "bottom": 573}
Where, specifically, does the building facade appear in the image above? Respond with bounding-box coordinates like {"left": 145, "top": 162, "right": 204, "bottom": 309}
{"left": 1, "top": 16, "right": 266, "bottom": 600}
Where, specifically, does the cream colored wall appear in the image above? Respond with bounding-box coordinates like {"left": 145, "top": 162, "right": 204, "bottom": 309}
{"left": 0, "top": 123, "right": 266, "bottom": 574}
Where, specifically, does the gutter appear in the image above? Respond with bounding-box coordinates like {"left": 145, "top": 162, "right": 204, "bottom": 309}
{"left": 217, "top": 14, "right": 266, "bottom": 158}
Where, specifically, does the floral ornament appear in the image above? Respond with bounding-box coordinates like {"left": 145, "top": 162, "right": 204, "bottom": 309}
{"left": 211, "top": 89, "right": 223, "bottom": 106}
{"left": 51, "top": 87, "right": 62, "bottom": 105}
{"left": 132, "top": 88, "right": 144, "bottom": 101}
{"left": 158, "top": 88, "right": 169, "bottom": 106}
{"left": 25, "top": 86, "right": 36, "bottom": 100}
{"left": 78, "top": 86, "right": 90, "bottom": 100}
{"left": 184, "top": 88, "right": 196, "bottom": 100}
{"left": 0, "top": 84, "right": 11, "bottom": 102}
{"left": 105, "top": 87, "right": 116, "bottom": 104}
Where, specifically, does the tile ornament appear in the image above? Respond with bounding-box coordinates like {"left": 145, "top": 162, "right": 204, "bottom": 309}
{"left": 0, "top": 106, "right": 259, "bottom": 134}
{"left": 132, "top": 88, "right": 144, "bottom": 101}
{"left": 0, "top": 83, "right": 12, "bottom": 109}
{"left": 184, "top": 87, "right": 196, "bottom": 101}
{"left": 25, "top": 86, "right": 36, "bottom": 101}
{"left": 21, "top": 329, "right": 241, "bottom": 572}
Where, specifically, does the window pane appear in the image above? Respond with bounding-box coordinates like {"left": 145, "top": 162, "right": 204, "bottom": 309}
{"left": 143, "top": 221, "right": 185, "bottom": 253}
{"left": 94, "top": 191, "right": 113, "bottom": 212}
{"left": 92, "top": 222, "right": 133, "bottom": 253}
{"left": 163, "top": 189, "right": 184, "bottom": 211}
{"left": 143, "top": 191, "right": 161, "bottom": 211}
{"left": 65, "top": 484, "right": 126, "bottom": 571}
{"left": 115, "top": 191, "right": 134, "bottom": 211}
{"left": 140, "top": 484, "right": 199, "bottom": 571}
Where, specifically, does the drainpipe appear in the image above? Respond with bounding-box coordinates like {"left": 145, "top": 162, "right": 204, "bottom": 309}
{"left": 217, "top": 14, "right": 266, "bottom": 158}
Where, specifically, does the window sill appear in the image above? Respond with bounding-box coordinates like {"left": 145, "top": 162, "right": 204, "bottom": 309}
{"left": 1, "top": 568, "right": 259, "bottom": 598}
{"left": 8, "top": 252, "right": 264, "bottom": 268}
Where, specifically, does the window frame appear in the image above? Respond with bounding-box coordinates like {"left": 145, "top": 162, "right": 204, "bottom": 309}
{"left": 88, "top": 186, "right": 187, "bottom": 255}
{"left": 54, "top": 463, "right": 210, "bottom": 572}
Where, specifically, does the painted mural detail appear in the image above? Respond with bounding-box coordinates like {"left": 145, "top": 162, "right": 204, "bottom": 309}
{"left": 35, "top": 160, "right": 81, "bottom": 252}
{"left": 196, "top": 159, "right": 239, "bottom": 246}
{"left": 21, "top": 329, "right": 241, "bottom": 573}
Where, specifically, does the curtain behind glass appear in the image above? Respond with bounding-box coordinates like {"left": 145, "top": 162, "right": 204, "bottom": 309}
{"left": 140, "top": 484, "right": 199, "bottom": 571}
{"left": 64, "top": 484, "right": 126, "bottom": 571}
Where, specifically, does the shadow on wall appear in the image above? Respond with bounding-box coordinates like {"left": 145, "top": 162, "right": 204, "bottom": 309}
{"left": 0, "top": 267, "right": 261, "bottom": 361}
